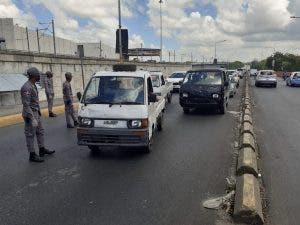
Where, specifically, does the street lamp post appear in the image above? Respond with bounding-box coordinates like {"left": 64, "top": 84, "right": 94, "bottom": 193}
{"left": 159, "top": 0, "right": 163, "bottom": 62}
{"left": 214, "top": 40, "right": 226, "bottom": 59}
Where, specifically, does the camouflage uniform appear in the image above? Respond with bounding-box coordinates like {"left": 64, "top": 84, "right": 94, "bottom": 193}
{"left": 21, "top": 80, "right": 44, "bottom": 153}
{"left": 63, "top": 80, "right": 77, "bottom": 126}
{"left": 45, "top": 75, "right": 54, "bottom": 113}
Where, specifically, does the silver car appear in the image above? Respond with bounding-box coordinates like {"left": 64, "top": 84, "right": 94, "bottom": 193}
{"left": 255, "top": 70, "right": 277, "bottom": 87}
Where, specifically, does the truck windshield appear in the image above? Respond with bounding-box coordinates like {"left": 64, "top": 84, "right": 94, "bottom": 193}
{"left": 82, "top": 76, "right": 144, "bottom": 105}
{"left": 151, "top": 75, "right": 160, "bottom": 87}
{"left": 184, "top": 71, "right": 222, "bottom": 85}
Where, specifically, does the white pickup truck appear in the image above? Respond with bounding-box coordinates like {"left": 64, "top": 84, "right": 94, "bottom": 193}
{"left": 76, "top": 64, "right": 166, "bottom": 153}
{"left": 150, "top": 71, "right": 173, "bottom": 105}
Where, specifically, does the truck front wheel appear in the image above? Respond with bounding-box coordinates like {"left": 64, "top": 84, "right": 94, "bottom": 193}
{"left": 167, "top": 94, "right": 172, "bottom": 103}
{"left": 157, "top": 114, "right": 163, "bottom": 131}
{"left": 219, "top": 102, "right": 226, "bottom": 115}
{"left": 88, "top": 145, "right": 99, "bottom": 154}
{"left": 183, "top": 108, "right": 190, "bottom": 114}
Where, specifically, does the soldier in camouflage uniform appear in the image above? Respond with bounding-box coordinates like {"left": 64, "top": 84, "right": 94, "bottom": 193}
{"left": 21, "top": 67, "right": 55, "bottom": 162}
{"left": 63, "top": 72, "right": 78, "bottom": 128}
{"left": 45, "top": 71, "right": 57, "bottom": 117}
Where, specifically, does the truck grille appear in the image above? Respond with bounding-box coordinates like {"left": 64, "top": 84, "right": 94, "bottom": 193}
{"left": 80, "top": 134, "right": 142, "bottom": 144}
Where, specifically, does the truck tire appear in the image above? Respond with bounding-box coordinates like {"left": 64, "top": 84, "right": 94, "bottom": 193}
{"left": 219, "top": 102, "right": 226, "bottom": 114}
{"left": 157, "top": 114, "right": 163, "bottom": 131}
{"left": 143, "top": 143, "right": 151, "bottom": 153}
{"left": 183, "top": 108, "right": 190, "bottom": 114}
{"left": 167, "top": 93, "right": 172, "bottom": 103}
{"left": 88, "top": 145, "right": 99, "bottom": 154}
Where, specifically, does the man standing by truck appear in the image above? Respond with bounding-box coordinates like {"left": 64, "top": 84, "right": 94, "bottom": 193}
{"left": 21, "top": 67, "right": 55, "bottom": 162}
{"left": 63, "top": 72, "right": 78, "bottom": 128}
{"left": 45, "top": 71, "right": 57, "bottom": 117}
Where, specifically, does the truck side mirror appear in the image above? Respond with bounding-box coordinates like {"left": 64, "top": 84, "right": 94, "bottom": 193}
{"left": 77, "top": 92, "right": 82, "bottom": 101}
{"left": 149, "top": 93, "right": 157, "bottom": 103}
{"left": 224, "top": 81, "right": 229, "bottom": 87}
{"left": 179, "top": 81, "right": 183, "bottom": 86}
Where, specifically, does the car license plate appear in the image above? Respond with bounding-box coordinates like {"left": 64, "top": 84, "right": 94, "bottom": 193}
{"left": 94, "top": 120, "right": 127, "bottom": 128}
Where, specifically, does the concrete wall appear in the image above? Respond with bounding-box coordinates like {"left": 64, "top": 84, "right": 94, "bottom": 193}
{"left": 0, "top": 51, "right": 191, "bottom": 116}
{"left": 14, "top": 24, "right": 77, "bottom": 55}
{"left": 0, "top": 18, "right": 15, "bottom": 50}
{"left": 79, "top": 42, "right": 118, "bottom": 59}
{"left": 0, "top": 18, "right": 117, "bottom": 58}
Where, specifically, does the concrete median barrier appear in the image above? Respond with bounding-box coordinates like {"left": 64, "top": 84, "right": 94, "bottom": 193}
{"left": 233, "top": 77, "right": 264, "bottom": 224}
{"left": 242, "top": 122, "right": 254, "bottom": 135}
{"left": 234, "top": 174, "right": 264, "bottom": 224}
{"left": 241, "top": 133, "right": 256, "bottom": 151}
{"left": 244, "top": 108, "right": 252, "bottom": 116}
{"left": 243, "top": 115, "right": 253, "bottom": 124}
{"left": 237, "top": 147, "right": 258, "bottom": 177}
{"left": 245, "top": 99, "right": 251, "bottom": 106}
{"left": 245, "top": 104, "right": 252, "bottom": 112}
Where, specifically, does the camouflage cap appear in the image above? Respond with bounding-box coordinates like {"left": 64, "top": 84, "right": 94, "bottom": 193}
{"left": 27, "top": 67, "right": 40, "bottom": 78}
{"left": 65, "top": 72, "right": 72, "bottom": 79}
{"left": 45, "top": 71, "right": 53, "bottom": 77}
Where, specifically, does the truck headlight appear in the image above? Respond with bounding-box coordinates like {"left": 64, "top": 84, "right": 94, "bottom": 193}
{"left": 182, "top": 93, "right": 188, "bottom": 98}
{"left": 212, "top": 94, "right": 219, "bottom": 99}
{"left": 79, "top": 117, "right": 93, "bottom": 127}
{"left": 128, "top": 119, "right": 148, "bottom": 129}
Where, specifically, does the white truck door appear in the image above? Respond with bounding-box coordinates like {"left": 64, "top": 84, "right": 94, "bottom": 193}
{"left": 147, "top": 77, "right": 157, "bottom": 139}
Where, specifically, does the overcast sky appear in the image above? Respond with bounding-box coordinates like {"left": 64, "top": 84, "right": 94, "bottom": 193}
{"left": 1, "top": 0, "right": 300, "bottom": 62}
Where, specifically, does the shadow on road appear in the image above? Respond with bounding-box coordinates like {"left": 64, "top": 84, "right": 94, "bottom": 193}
{"left": 87, "top": 147, "right": 148, "bottom": 160}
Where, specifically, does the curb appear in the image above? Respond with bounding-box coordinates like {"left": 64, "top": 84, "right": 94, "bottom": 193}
{"left": 233, "top": 76, "right": 264, "bottom": 224}
{"left": 234, "top": 174, "right": 264, "bottom": 224}
{"left": 0, "top": 104, "right": 78, "bottom": 128}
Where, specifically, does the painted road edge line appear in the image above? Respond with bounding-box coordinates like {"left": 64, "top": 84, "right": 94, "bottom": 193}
{"left": 0, "top": 104, "right": 79, "bottom": 128}
{"left": 234, "top": 76, "right": 264, "bottom": 224}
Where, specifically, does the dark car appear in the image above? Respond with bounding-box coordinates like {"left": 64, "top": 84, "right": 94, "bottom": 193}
{"left": 179, "top": 69, "right": 230, "bottom": 114}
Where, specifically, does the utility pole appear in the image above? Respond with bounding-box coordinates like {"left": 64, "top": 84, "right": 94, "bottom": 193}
{"left": 99, "top": 41, "right": 102, "bottom": 58}
{"left": 174, "top": 50, "right": 176, "bottom": 62}
{"left": 36, "top": 28, "right": 40, "bottom": 53}
{"left": 25, "top": 27, "right": 30, "bottom": 52}
{"left": 52, "top": 19, "right": 56, "bottom": 55}
{"left": 169, "top": 51, "right": 171, "bottom": 62}
{"left": 214, "top": 40, "right": 226, "bottom": 59}
{"left": 118, "top": 0, "right": 123, "bottom": 62}
{"left": 191, "top": 52, "right": 193, "bottom": 63}
{"left": 159, "top": 0, "right": 163, "bottom": 62}
{"left": 141, "top": 43, "right": 143, "bottom": 62}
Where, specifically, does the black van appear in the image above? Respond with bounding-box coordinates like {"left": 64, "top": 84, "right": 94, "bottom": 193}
{"left": 179, "top": 69, "right": 230, "bottom": 114}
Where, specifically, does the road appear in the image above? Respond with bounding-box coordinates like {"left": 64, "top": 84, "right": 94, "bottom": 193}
{"left": 0, "top": 91, "right": 242, "bottom": 225}
{"left": 251, "top": 79, "right": 300, "bottom": 225}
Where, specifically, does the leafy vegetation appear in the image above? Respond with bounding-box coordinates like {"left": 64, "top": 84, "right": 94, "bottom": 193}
{"left": 250, "top": 52, "right": 300, "bottom": 71}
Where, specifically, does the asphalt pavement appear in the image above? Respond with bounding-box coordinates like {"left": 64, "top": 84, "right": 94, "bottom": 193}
{"left": 251, "top": 78, "right": 300, "bottom": 225}
{"left": 0, "top": 90, "right": 242, "bottom": 225}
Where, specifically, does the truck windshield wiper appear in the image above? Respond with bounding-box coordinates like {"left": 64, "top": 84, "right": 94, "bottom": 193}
{"left": 109, "top": 101, "right": 142, "bottom": 107}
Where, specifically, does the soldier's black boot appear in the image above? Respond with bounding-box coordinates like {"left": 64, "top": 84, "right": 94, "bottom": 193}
{"left": 29, "top": 152, "right": 44, "bottom": 163}
{"left": 67, "top": 124, "right": 74, "bottom": 128}
{"left": 39, "top": 147, "right": 55, "bottom": 157}
{"left": 49, "top": 112, "right": 57, "bottom": 117}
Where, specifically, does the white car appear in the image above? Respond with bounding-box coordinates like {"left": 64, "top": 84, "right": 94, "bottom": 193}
{"left": 166, "top": 71, "right": 186, "bottom": 92}
{"left": 76, "top": 64, "right": 166, "bottom": 153}
{"left": 150, "top": 71, "right": 173, "bottom": 104}
{"left": 255, "top": 70, "right": 277, "bottom": 87}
